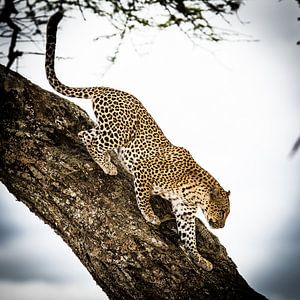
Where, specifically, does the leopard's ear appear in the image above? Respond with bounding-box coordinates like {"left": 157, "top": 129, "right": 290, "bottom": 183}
{"left": 227, "top": 190, "right": 231, "bottom": 196}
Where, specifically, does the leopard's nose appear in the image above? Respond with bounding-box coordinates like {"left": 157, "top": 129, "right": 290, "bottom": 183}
{"left": 219, "top": 222, "right": 225, "bottom": 229}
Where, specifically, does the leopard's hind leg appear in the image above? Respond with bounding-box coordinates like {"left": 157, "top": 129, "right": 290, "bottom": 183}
{"left": 133, "top": 171, "right": 161, "bottom": 225}
{"left": 78, "top": 127, "right": 119, "bottom": 175}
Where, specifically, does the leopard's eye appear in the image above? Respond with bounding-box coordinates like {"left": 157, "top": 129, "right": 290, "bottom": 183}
{"left": 219, "top": 210, "right": 225, "bottom": 219}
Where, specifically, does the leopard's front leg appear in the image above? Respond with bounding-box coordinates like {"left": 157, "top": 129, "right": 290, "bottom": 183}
{"left": 172, "top": 200, "right": 213, "bottom": 271}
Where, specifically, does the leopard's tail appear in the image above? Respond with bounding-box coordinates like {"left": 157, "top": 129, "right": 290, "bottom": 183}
{"left": 45, "top": 11, "right": 93, "bottom": 99}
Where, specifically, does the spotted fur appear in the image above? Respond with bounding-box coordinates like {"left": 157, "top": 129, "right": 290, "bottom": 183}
{"left": 45, "top": 11, "right": 230, "bottom": 271}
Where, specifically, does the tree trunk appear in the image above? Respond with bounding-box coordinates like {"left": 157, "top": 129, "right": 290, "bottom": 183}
{"left": 0, "top": 64, "right": 267, "bottom": 300}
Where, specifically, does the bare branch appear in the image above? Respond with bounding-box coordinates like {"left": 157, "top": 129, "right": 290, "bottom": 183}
{"left": 1, "top": 0, "right": 244, "bottom": 69}
{"left": 0, "top": 0, "right": 22, "bottom": 68}
{"left": 290, "top": 135, "right": 300, "bottom": 157}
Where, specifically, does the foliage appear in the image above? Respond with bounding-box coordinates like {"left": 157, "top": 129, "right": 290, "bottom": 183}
{"left": 0, "top": 0, "right": 242, "bottom": 68}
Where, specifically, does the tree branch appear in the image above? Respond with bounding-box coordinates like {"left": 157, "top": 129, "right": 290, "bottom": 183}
{"left": 290, "top": 135, "right": 300, "bottom": 157}
{"left": 0, "top": 0, "right": 22, "bottom": 68}
{"left": 0, "top": 64, "right": 267, "bottom": 299}
{"left": 1, "top": 0, "right": 243, "bottom": 69}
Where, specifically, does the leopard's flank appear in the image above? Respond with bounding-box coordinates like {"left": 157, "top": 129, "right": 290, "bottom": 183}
{"left": 45, "top": 11, "right": 230, "bottom": 271}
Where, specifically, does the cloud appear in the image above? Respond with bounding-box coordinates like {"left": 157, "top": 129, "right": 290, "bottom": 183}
{"left": 0, "top": 220, "right": 20, "bottom": 246}
{"left": 0, "top": 257, "right": 59, "bottom": 282}
{"left": 0, "top": 188, "right": 23, "bottom": 246}
{"left": 0, "top": 281, "right": 105, "bottom": 300}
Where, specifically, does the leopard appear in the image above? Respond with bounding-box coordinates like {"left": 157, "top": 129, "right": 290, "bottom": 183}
{"left": 45, "top": 11, "right": 230, "bottom": 271}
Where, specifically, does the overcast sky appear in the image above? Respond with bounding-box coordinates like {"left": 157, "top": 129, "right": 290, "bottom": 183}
{"left": 1, "top": 0, "right": 300, "bottom": 299}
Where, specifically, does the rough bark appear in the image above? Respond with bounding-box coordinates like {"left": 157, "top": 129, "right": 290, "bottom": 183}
{"left": 0, "top": 64, "right": 267, "bottom": 300}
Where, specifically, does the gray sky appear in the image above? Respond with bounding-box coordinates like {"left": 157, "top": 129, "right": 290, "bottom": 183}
{"left": 1, "top": 0, "right": 300, "bottom": 299}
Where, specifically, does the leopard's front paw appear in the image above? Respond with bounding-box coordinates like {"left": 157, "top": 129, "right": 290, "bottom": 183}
{"left": 200, "top": 258, "right": 213, "bottom": 271}
{"left": 194, "top": 255, "right": 213, "bottom": 271}
{"left": 102, "top": 163, "right": 118, "bottom": 176}
{"left": 144, "top": 214, "right": 161, "bottom": 226}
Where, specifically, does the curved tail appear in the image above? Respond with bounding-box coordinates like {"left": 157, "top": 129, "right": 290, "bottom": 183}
{"left": 45, "top": 11, "right": 93, "bottom": 99}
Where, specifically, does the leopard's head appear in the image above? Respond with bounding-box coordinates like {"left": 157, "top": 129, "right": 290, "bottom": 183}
{"left": 202, "top": 187, "right": 230, "bottom": 229}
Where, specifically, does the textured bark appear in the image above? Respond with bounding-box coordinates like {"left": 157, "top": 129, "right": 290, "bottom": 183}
{"left": 0, "top": 64, "right": 267, "bottom": 300}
